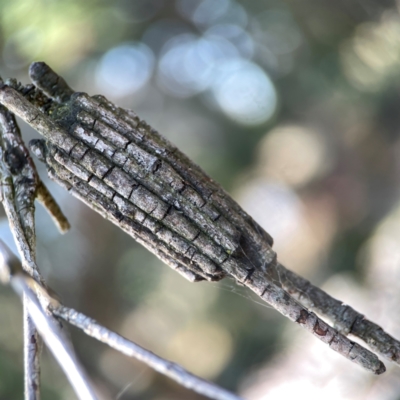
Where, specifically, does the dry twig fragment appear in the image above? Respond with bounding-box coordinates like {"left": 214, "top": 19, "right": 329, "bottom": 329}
{"left": 0, "top": 240, "right": 99, "bottom": 400}
{"left": 0, "top": 239, "right": 243, "bottom": 400}
{"left": 1, "top": 63, "right": 399, "bottom": 379}
{"left": 0, "top": 66, "right": 253, "bottom": 400}
{"left": 0, "top": 100, "right": 43, "bottom": 400}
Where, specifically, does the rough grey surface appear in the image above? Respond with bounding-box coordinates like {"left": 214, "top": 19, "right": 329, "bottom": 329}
{"left": 1, "top": 62, "right": 399, "bottom": 374}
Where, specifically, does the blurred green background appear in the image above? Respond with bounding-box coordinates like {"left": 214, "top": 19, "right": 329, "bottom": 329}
{"left": 1, "top": 0, "right": 400, "bottom": 399}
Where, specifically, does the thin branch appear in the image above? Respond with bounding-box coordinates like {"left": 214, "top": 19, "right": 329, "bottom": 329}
{"left": 0, "top": 103, "right": 41, "bottom": 399}
{"left": 242, "top": 268, "right": 386, "bottom": 374}
{"left": 274, "top": 263, "right": 400, "bottom": 363}
{"left": 0, "top": 89, "right": 246, "bottom": 399}
{"left": 1, "top": 63, "right": 400, "bottom": 398}
{"left": 24, "top": 308, "right": 41, "bottom": 400}
{"left": 0, "top": 240, "right": 99, "bottom": 400}
{"left": 0, "top": 66, "right": 398, "bottom": 373}
{"left": 52, "top": 305, "right": 244, "bottom": 400}
{"left": 0, "top": 101, "right": 70, "bottom": 399}
{"left": 0, "top": 239, "right": 244, "bottom": 400}
{"left": 36, "top": 181, "right": 70, "bottom": 233}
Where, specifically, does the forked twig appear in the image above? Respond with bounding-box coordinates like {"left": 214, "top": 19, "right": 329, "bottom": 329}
{"left": 0, "top": 79, "right": 244, "bottom": 400}
{"left": 0, "top": 101, "right": 94, "bottom": 399}
{"left": 0, "top": 239, "right": 244, "bottom": 400}
{"left": 274, "top": 263, "right": 400, "bottom": 362}
{"left": 1, "top": 62, "right": 400, "bottom": 397}
{"left": 0, "top": 100, "right": 42, "bottom": 400}
{"left": 0, "top": 63, "right": 397, "bottom": 374}
{"left": 52, "top": 306, "right": 244, "bottom": 400}
{"left": 0, "top": 241, "right": 98, "bottom": 400}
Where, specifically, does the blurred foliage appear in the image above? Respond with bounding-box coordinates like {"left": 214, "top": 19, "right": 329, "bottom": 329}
{"left": 1, "top": 0, "right": 400, "bottom": 399}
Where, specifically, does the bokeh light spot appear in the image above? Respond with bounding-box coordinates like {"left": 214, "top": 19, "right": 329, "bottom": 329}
{"left": 206, "top": 23, "right": 254, "bottom": 58}
{"left": 157, "top": 33, "right": 239, "bottom": 97}
{"left": 192, "top": 0, "right": 230, "bottom": 27}
{"left": 167, "top": 321, "right": 233, "bottom": 378}
{"left": 340, "top": 12, "right": 400, "bottom": 91}
{"left": 236, "top": 179, "right": 301, "bottom": 241}
{"left": 176, "top": 0, "right": 248, "bottom": 28}
{"left": 257, "top": 125, "right": 330, "bottom": 187}
{"left": 3, "top": 27, "right": 43, "bottom": 69}
{"left": 95, "top": 43, "right": 155, "bottom": 98}
{"left": 212, "top": 59, "right": 277, "bottom": 125}
{"left": 252, "top": 10, "right": 302, "bottom": 55}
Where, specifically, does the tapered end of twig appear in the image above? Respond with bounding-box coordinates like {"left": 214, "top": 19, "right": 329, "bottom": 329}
{"left": 0, "top": 240, "right": 23, "bottom": 284}
{"left": 36, "top": 181, "right": 70, "bottom": 234}
{"left": 350, "top": 317, "right": 400, "bottom": 366}
{"left": 29, "top": 62, "right": 74, "bottom": 103}
{"left": 376, "top": 362, "right": 386, "bottom": 375}
{"left": 0, "top": 85, "right": 33, "bottom": 123}
{"left": 0, "top": 80, "right": 7, "bottom": 97}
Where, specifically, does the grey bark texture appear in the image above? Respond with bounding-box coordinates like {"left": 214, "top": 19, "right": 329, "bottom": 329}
{"left": 1, "top": 62, "right": 400, "bottom": 375}
{"left": 0, "top": 96, "right": 71, "bottom": 399}
{"left": 51, "top": 305, "right": 244, "bottom": 400}
{"left": 0, "top": 101, "right": 42, "bottom": 400}
{"left": 0, "top": 241, "right": 99, "bottom": 400}
{"left": 0, "top": 238, "right": 243, "bottom": 400}
{"left": 0, "top": 74, "right": 246, "bottom": 400}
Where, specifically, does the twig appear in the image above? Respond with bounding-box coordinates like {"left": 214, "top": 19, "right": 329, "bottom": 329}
{"left": 0, "top": 103, "right": 42, "bottom": 281}
{"left": 0, "top": 63, "right": 396, "bottom": 373}
{"left": 1, "top": 62, "right": 400, "bottom": 398}
{"left": 0, "top": 241, "right": 99, "bottom": 400}
{"left": 0, "top": 239, "right": 244, "bottom": 400}
{"left": 242, "top": 268, "right": 385, "bottom": 374}
{"left": 36, "top": 181, "right": 70, "bottom": 233}
{"left": 52, "top": 305, "right": 244, "bottom": 400}
{"left": 274, "top": 263, "right": 400, "bottom": 363}
{"left": 0, "top": 102, "right": 41, "bottom": 399}
{"left": 24, "top": 306, "right": 41, "bottom": 400}
{"left": 0, "top": 101, "right": 73, "bottom": 399}
{"left": 0, "top": 83, "right": 245, "bottom": 399}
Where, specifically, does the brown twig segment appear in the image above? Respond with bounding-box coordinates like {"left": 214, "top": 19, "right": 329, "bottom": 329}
{"left": 36, "top": 181, "right": 70, "bottom": 233}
